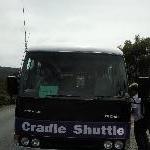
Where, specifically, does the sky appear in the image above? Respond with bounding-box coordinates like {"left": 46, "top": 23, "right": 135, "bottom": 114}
{"left": 0, "top": 0, "right": 150, "bottom": 67}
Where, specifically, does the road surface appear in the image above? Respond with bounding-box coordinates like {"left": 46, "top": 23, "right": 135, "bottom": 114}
{"left": 0, "top": 105, "right": 137, "bottom": 150}
{"left": 0, "top": 105, "right": 15, "bottom": 150}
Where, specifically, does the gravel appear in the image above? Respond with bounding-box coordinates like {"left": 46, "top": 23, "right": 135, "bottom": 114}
{"left": 129, "top": 136, "right": 138, "bottom": 150}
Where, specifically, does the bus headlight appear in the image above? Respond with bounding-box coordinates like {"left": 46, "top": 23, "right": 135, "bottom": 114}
{"left": 20, "top": 137, "right": 30, "bottom": 146}
{"left": 104, "top": 141, "right": 113, "bottom": 149}
{"left": 31, "top": 138, "right": 40, "bottom": 147}
{"left": 114, "top": 141, "right": 124, "bottom": 149}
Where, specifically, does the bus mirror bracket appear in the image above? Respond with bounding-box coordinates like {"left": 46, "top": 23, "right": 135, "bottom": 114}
{"left": 7, "top": 76, "right": 18, "bottom": 96}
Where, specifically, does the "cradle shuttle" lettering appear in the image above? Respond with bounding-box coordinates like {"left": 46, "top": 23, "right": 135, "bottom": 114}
{"left": 22, "top": 122, "right": 125, "bottom": 136}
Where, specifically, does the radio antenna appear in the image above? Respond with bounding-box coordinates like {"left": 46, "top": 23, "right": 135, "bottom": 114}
{"left": 20, "top": 0, "right": 30, "bottom": 69}
{"left": 21, "top": 1, "right": 29, "bottom": 53}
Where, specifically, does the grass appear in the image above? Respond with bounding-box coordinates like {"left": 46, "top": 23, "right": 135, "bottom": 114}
{"left": 0, "top": 79, "right": 15, "bottom": 107}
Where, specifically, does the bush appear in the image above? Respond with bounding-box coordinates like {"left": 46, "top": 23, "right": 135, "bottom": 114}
{"left": 0, "top": 78, "right": 15, "bottom": 106}
{"left": 0, "top": 66, "right": 18, "bottom": 106}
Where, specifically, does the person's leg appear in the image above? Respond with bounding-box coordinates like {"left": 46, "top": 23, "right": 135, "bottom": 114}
{"left": 134, "top": 119, "right": 149, "bottom": 150}
{"left": 144, "top": 117, "right": 150, "bottom": 149}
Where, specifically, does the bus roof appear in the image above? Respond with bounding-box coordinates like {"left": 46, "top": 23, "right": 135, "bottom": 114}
{"left": 28, "top": 47, "right": 123, "bottom": 55}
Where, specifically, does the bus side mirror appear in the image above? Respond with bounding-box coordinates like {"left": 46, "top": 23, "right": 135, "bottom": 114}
{"left": 7, "top": 76, "right": 18, "bottom": 96}
{"left": 138, "top": 77, "right": 150, "bottom": 98}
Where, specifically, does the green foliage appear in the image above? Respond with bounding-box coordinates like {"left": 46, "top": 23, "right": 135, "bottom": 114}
{"left": 0, "top": 67, "right": 18, "bottom": 106}
{"left": 119, "top": 35, "right": 150, "bottom": 83}
{"left": 0, "top": 79, "right": 9, "bottom": 106}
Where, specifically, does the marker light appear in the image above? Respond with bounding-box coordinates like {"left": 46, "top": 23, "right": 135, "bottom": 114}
{"left": 20, "top": 137, "right": 29, "bottom": 146}
{"left": 104, "top": 141, "right": 113, "bottom": 149}
{"left": 31, "top": 138, "right": 40, "bottom": 147}
{"left": 114, "top": 141, "right": 124, "bottom": 149}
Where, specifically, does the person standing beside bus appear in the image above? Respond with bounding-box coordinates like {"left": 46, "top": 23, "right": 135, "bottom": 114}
{"left": 129, "top": 83, "right": 149, "bottom": 150}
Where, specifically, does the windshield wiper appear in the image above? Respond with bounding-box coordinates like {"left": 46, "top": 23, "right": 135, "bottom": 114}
{"left": 94, "top": 96, "right": 113, "bottom": 100}
{"left": 45, "top": 95, "right": 81, "bottom": 98}
{"left": 94, "top": 96, "right": 105, "bottom": 100}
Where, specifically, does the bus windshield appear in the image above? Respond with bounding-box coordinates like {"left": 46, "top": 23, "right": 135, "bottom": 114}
{"left": 20, "top": 51, "right": 127, "bottom": 98}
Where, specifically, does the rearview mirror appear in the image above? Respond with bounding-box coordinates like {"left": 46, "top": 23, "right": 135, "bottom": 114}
{"left": 7, "top": 76, "right": 18, "bottom": 96}
{"left": 138, "top": 77, "right": 150, "bottom": 98}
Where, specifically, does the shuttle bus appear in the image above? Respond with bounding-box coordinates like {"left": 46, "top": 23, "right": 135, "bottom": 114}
{"left": 7, "top": 47, "right": 131, "bottom": 150}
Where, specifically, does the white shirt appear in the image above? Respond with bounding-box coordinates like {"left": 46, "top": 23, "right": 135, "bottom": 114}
{"left": 131, "top": 94, "right": 144, "bottom": 122}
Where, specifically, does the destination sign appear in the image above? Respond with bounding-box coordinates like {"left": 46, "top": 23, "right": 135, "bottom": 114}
{"left": 15, "top": 118, "right": 130, "bottom": 139}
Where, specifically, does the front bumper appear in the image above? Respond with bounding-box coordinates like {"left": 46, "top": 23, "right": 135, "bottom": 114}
{"left": 15, "top": 135, "right": 128, "bottom": 150}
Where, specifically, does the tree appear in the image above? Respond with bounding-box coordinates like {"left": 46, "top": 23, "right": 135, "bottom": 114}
{"left": 119, "top": 35, "right": 150, "bottom": 83}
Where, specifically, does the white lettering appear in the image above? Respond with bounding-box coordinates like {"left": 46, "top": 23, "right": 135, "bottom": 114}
{"left": 101, "top": 126, "right": 107, "bottom": 135}
{"left": 22, "top": 122, "right": 30, "bottom": 131}
{"left": 107, "top": 126, "right": 112, "bottom": 135}
{"left": 83, "top": 125, "right": 92, "bottom": 135}
{"left": 58, "top": 126, "right": 66, "bottom": 133}
{"left": 117, "top": 128, "right": 125, "bottom": 136}
{"left": 31, "top": 125, "right": 36, "bottom": 132}
{"left": 45, "top": 126, "right": 49, "bottom": 132}
{"left": 93, "top": 127, "right": 101, "bottom": 135}
{"left": 21, "top": 122, "right": 126, "bottom": 137}
{"left": 36, "top": 125, "right": 44, "bottom": 132}
{"left": 73, "top": 125, "right": 82, "bottom": 134}
{"left": 44, "top": 124, "right": 53, "bottom": 132}
{"left": 54, "top": 124, "right": 58, "bottom": 133}
{"left": 48, "top": 124, "right": 54, "bottom": 132}
{"left": 113, "top": 126, "right": 117, "bottom": 135}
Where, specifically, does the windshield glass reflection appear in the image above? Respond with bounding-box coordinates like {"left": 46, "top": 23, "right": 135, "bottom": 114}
{"left": 20, "top": 52, "right": 127, "bottom": 98}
